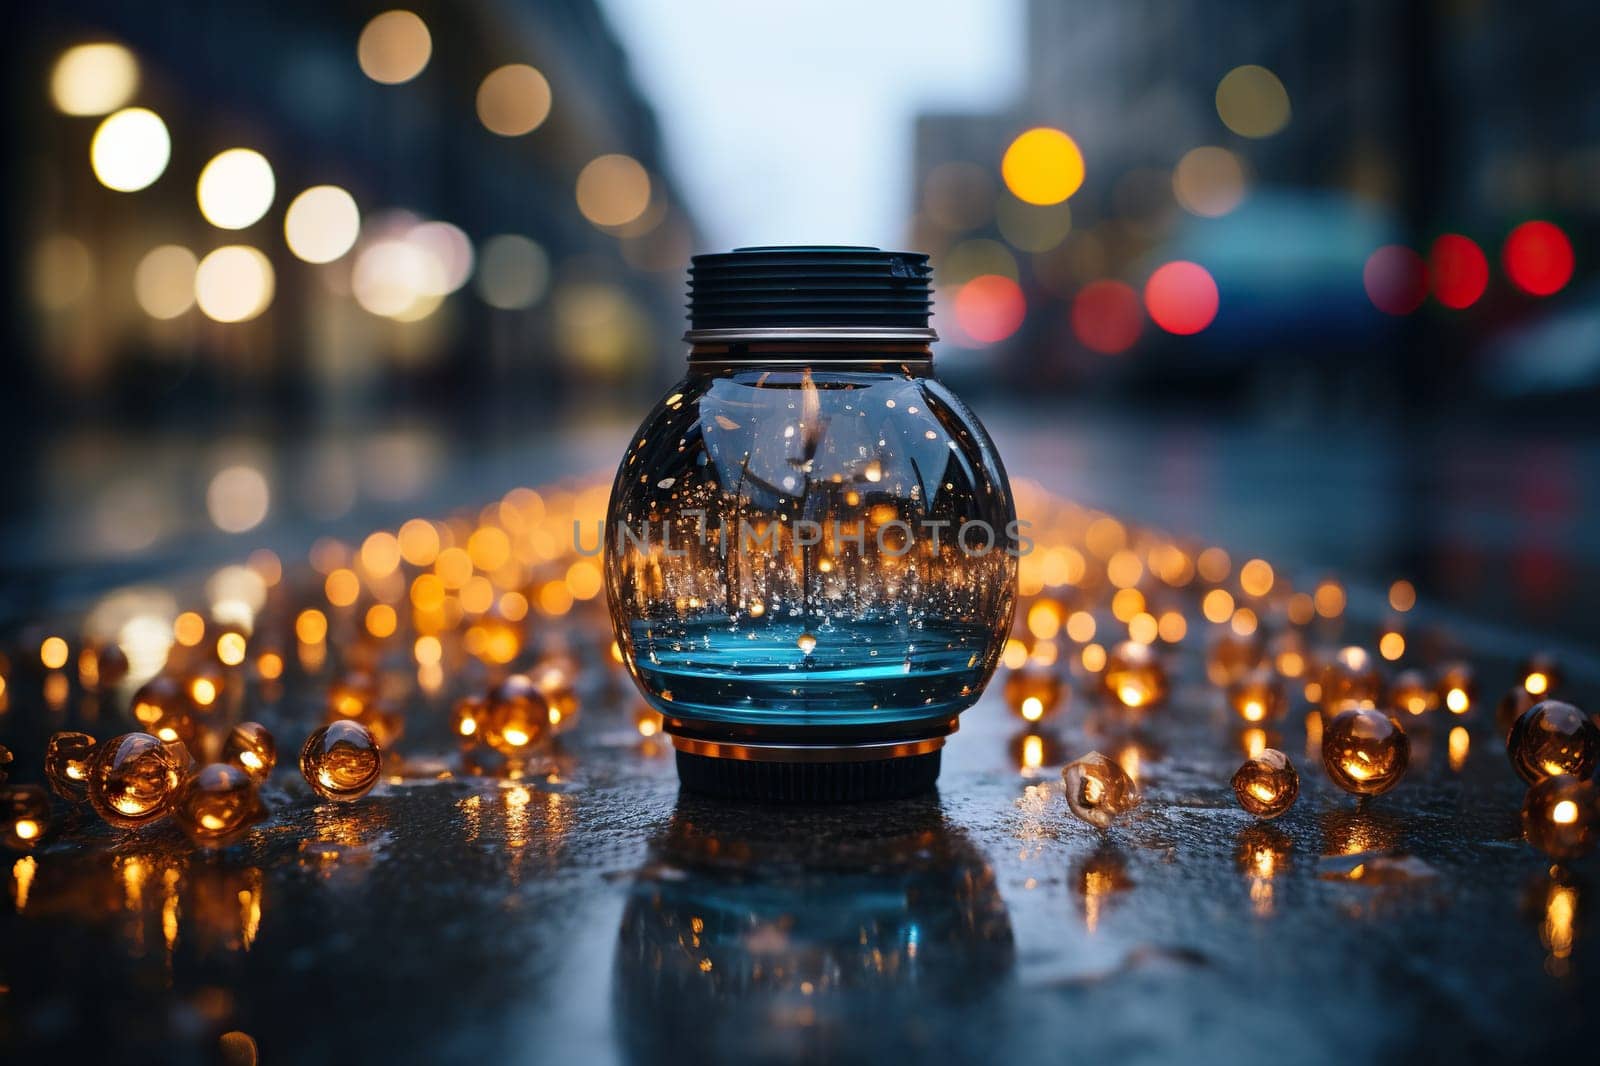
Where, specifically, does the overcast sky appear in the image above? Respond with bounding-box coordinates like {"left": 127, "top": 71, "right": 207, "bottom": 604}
{"left": 600, "top": 0, "right": 1022, "bottom": 251}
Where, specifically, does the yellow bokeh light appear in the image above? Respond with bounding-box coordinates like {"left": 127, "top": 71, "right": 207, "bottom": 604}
{"left": 352, "top": 239, "right": 444, "bottom": 321}
{"left": 90, "top": 107, "right": 170, "bottom": 192}
{"left": 575, "top": 154, "right": 651, "bottom": 228}
{"left": 216, "top": 631, "right": 247, "bottom": 667}
{"left": 51, "top": 43, "right": 140, "bottom": 116}
{"left": 195, "top": 246, "right": 274, "bottom": 323}
{"left": 295, "top": 608, "right": 328, "bottom": 644}
{"left": 1000, "top": 127, "right": 1085, "bottom": 206}
{"left": 325, "top": 569, "right": 361, "bottom": 608}
{"left": 476, "top": 64, "right": 552, "bottom": 136}
{"left": 357, "top": 10, "right": 432, "bottom": 85}
{"left": 134, "top": 245, "right": 197, "bottom": 319}
{"left": 174, "top": 611, "right": 206, "bottom": 647}
{"left": 197, "top": 149, "right": 275, "bottom": 230}
{"left": 1379, "top": 632, "right": 1405, "bottom": 661}
{"left": 284, "top": 185, "right": 360, "bottom": 263}
{"left": 1173, "top": 146, "right": 1247, "bottom": 218}
{"left": 1216, "top": 65, "right": 1291, "bottom": 138}
{"left": 41, "top": 636, "right": 70, "bottom": 670}
{"left": 365, "top": 604, "right": 398, "bottom": 639}
{"left": 1239, "top": 558, "right": 1274, "bottom": 598}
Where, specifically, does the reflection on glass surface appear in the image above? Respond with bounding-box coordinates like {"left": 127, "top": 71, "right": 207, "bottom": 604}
{"left": 614, "top": 797, "right": 1013, "bottom": 1063}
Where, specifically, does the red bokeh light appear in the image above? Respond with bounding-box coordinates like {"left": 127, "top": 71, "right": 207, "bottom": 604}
{"left": 1143, "top": 261, "right": 1219, "bottom": 335}
{"left": 953, "top": 274, "right": 1026, "bottom": 344}
{"left": 1428, "top": 234, "right": 1488, "bottom": 309}
{"left": 1071, "top": 280, "right": 1142, "bottom": 354}
{"left": 1503, "top": 221, "right": 1574, "bottom": 297}
{"left": 1363, "top": 245, "right": 1428, "bottom": 315}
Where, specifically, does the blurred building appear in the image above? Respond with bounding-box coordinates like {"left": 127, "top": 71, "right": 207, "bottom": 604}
{"left": 910, "top": 0, "right": 1600, "bottom": 404}
{"left": 5, "top": 0, "right": 698, "bottom": 436}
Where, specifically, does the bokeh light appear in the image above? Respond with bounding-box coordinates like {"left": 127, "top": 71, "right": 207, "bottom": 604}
{"left": 954, "top": 274, "right": 1026, "bottom": 345}
{"left": 476, "top": 64, "right": 552, "bottom": 137}
{"left": 29, "top": 236, "right": 94, "bottom": 311}
{"left": 1428, "top": 234, "right": 1488, "bottom": 309}
{"left": 995, "top": 195, "right": 1071, "bottom": 252}
{"left": 943, "top": 238, "right": 1018, "bottom": 282}
{"left": 476, "top": 234, "right": 549, "bottom": 310}
{"left": 407, "top": 221, "right": 474, "bottom": 294}
{"left": 1503, "top": 221, "right": 1574, "bottom": 297}
{"left": 1072, "top": 280, "right": 1143, "bottom": 354}
{"left": 1144, "top": 261, "right": 1219, "bottom": 335}
{"left": 1173, "top": 146, "right": 1247, "bottom": 217}
{"left": 90, "top": 107, "right": 170, "bottom": 192}
{"left": 1001, "top": 127, "right": 1085, "bottom": 205}
{"left": 134, "top": 245, "right": 198, "bottom": 319}
{"left": 1363, "top": 244, "right": 1428, "bottom": 315}
{"left": 352, "top": 239, "right": 445, "bottom": 321}
{"left": 50, "top": 43, "right": 139, "bottom": 116}
{"left": 284, "top": 186, "right": 360, "bottom": 263}
{"left": 194, "top": 246, "right": 275, "bottom": 323}
{"left": 207, "top": 466, "right": 270, "bottom": 533}
{"left": 575, "top": 154, "right": 652, "bottom": 228}
{"left": 357, "top": 10, "right": 432, "bottom": 85}
{"left": 197, "top": 149, "right": 276, "bottom": 230}
{"left": 1216, "top": 65, "right": 1291, "bottom": 138}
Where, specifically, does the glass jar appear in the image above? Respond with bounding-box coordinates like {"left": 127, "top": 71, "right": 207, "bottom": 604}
{"left": 605, "top": 247, "right": 1017, "bottom": 800}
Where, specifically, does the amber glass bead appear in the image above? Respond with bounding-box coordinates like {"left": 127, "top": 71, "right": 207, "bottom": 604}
{"left": 0, "top": 744, "right": 13, "bottom": 784}
{"left": 175, "top": 764, "right": 264, "bottom": 848}
{"left": 87, "top": 642, "right": 130, "bottom": 688}
{"left": 1319, "top": 646, "right": 1383, "bottom": 713}
{"left": 1061, "top": 751, "right": 1141, "bottom": 829}
{"left": 327, "top": 670, "right": 379, "bottom": 718}
{"left": 87, "top": 732, "right": 187, "bottom": 829}
{"left": 129, "top": 676, "right": 196, "bottom": 745}
{"left": 1435, "top": 662, "right": 1476, "bottom": 715}
{"left": 1518, "top": 653, "right": 1563, "bottom": 698}
{"left": 2, "top": 785, "right": 52, "bottom": 850}
{"left": 1321, "top": 708, "right": 1409, "bottom": 796}
{"left": 1497, "top": 687, "right": 1539, "bottom": 740}
{"left": 453, "top": 695, "right": 487, "bottom": 745}
{"left": 300, "top": 720, "right": 382, "bottom": 801}
{"left": 1004, "top": 665, "right": 1066, "bottom": 723}
{"left": 1521, "top": 774, "right": 1599, "bottom": 861}
{"left": 1226, "top": 667, "right": 1286, "bottom": 724}
{"left": 531, "top": 661, "right": 581, "bottom": 733}
{"left": 484, "top": 673, "right": 551, "bottom": 755}
{"left": 1507, "top": 700, "right": 1600, "bottom": 785}
{"left": 1206, "top": 631, "right": 1264, "bottom": 687}
{"left": 1102, "top": 642, "right": 1168, "bottom": 710}
{"left": 1232, "top": 748, "right": 1299, "bottom": 819}
{"left": 44, "top": 731, "right": 98, "bottom": 801}
{"left": 1389, "top": 669, "right": 1437, "bottom": 718}
{"left": 222, "top": 722, "right": 277, "bottom": 783}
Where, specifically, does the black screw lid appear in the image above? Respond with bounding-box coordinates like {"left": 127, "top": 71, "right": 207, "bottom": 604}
{"left": 675, "top": 749, "right": 942, "bottom": 803}
{"left": 686, "top": 245, "right": 934, "bottom": 339}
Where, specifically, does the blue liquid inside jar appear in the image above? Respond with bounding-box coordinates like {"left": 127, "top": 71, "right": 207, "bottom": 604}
{"left": 605, "top": 248, "right": 1017, "bottom": 800}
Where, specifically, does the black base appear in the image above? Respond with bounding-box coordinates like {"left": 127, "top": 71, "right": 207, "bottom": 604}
{"left": 675, "top": 749, "right": 941, "bottom": 803}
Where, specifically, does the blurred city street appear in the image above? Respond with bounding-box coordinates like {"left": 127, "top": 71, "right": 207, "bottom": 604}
{"left": 5, "top": 2, "right": 1600, "bottom": 1063}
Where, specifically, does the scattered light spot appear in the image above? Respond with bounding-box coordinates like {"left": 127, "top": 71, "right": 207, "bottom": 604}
{"left": 1173, "top": 146, "right": 1247, "bottom": 217}
{"left": 284, "top": 186, "right": 360, "bottom": 263}
{"left": 476, "top": 64, "right": 552, "bottom": 136}
{"left": 195, "top": 246, "right": 274, "bottom": 322}
{"left": 134, "top": 245, "right": 197, "bottom": 319}
{"left": 1503, "top": 221, "right": 1574, "bottom": 297}
{"left": 207, "top": 465, "right": 270, "bottom": 533}
{"left": 1216, "top": 65, "right": 1290, "bottom": 138}
{"left": 954, "top": 274, "right": 1026, "bottom": 345}
{"left": 358, "top": 10, "right": 431, "bottom": 84}
{"left": 1001, "top": 127, "right": 1085, "bottom": 205}
{"left": 51, "top": 43, "right": 139, "bottom": 116}
{"left": 1144, "top": 261, "right": 1218, "bottom": 335}
{"left": 197, "top": 149, "right": 276, "bottom": 230}
{"left": 90, "top": 107, "right": 170, "bottom": 191}
{"left": 576, "top": 155, "right": 651, "bottom": 228}
{"left": 1363, "top": 245, "right": 1427, "bottom": 315}
{"left": 1071, "top": 280, "right": 1142, "bottom": 354}
{"left": 476, "top": 234, "right": 549, "bottom": 310}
